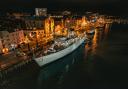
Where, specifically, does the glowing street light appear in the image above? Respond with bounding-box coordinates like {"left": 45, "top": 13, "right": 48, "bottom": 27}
{"left": 81, "top": 21, "right": 87, "bottom": 27}
{"left": 2, "top": 48, "right": 9, "bottom": 54}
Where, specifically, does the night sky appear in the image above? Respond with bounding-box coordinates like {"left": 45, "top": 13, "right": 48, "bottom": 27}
{"left": 0, "top": 0, "right": 128, "bottom": 15}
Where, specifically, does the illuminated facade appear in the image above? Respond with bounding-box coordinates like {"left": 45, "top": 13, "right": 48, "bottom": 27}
{"left": 0, "top": 30, "right": 25, "bottom": 51}
{"left": 81, "top": 16, "right": 88, "bottom": 27}
{"left": 44, "top": 18, "right": 54, "bottom": 36}
{"left": 24, "top": 29, "right": 45, "bottom": 41}
{"left": 54, "top": 18, "right": 63, "bottom": 27}
{"left": 55, "top": 25, "right": 62, "bottom": 35}
{"left": 76, "top": 19, "right": 82, "bottom": 28}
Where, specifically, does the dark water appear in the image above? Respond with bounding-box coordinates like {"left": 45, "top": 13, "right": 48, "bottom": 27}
{"left": 1, "top": 23, "right": 128, "bottom": 89}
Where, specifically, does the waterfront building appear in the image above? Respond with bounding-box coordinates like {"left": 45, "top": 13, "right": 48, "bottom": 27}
{"left": 0, "top": 30, "right": 25, "bottom": 52}
{"left": 95, "top": 15, "right": 105, "bottom": 27}
{"left": 44, "top": 17, "right": 55, "bottom": 36}
{"left": 24, "top": 29, "right": 45, "bottom": 41}
{"left": 52, "top": 16, "right": 63, "bottom": 27}
{"left": 23, "top": 16, "right": 54, "bottom": 44}
{"left": 81, "top": 16, "right": 87, "bottom": 26}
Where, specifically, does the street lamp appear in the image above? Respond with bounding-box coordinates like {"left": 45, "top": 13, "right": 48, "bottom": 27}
{"left": 2, "top": 48, "right": 9, "bottom": 54}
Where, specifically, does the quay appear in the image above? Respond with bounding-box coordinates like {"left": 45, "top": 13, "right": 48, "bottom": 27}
{"left": 0, "top": 53, "right": 34, "bottom": 79}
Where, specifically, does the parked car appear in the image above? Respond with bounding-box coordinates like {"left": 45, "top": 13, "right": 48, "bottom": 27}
{"left": 16, "top": 51, "right": 26, "bottom": 57}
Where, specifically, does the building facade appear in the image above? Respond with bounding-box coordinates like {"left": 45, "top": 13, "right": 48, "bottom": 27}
{"left": 0, "top": 30, "right": 25, "bottom": 52}
{"left": 24, "top": 29, "right": 45, "bottom": 39}
{"left": 44, "top": 17, "right": 54, "bottom": 36}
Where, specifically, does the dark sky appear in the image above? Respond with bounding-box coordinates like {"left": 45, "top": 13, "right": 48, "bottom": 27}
{"left": 0, "top": 0, "right": 128, "bottom": 15}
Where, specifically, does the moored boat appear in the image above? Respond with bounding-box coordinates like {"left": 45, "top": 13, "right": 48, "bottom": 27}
{"left": 34, "top": 34, "right": 86, "bottom": 67}
{"left": 96, "top": 23, "right": 105, "bottom": 28}
{"left": 86, "top": 27, "right": 95, "bottom": 35}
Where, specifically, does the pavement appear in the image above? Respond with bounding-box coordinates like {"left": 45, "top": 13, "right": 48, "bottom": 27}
{"left": 0, "top": 51, "right": 28, "bottom": 70}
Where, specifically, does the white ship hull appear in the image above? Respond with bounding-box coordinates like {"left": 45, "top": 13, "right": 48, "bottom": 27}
{"left": 34, "top": 37, "right": 86, "bottom": 67}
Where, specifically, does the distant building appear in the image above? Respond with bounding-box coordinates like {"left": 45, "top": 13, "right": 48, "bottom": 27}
{"left": 35, "top": 8, "right": 47, "bottom": 16}
{"left": 62, "top": 11, "right": 71, "bottom": 16}
{"left": 11, "top": 12, "right": 31, "bottom": 19}
{"left": 23, "top": 29, "right": 45, "bottom": 46}
{"left": 24, "top": 16, "right": 46, "bottom": 29}
{"left": 0, "top": 30, "right": 25, "bottom": 52}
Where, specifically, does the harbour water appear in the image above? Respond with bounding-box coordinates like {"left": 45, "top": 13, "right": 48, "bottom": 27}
{"left": 0, "top": 23, "right": 128, "bottom": 89}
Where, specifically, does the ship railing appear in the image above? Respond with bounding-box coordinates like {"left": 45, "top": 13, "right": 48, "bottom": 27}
{"left": 35, "top": 37, "right": 80, "bottom": 57}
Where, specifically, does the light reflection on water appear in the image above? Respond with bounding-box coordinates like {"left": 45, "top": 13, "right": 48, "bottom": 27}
{"left": 85, "top": 24, "right": 111, "bottom": 76}
{"left": 36, "top": 43, "right": 86, "bottom": 89}
{"left": 86, "top": 24, "right": 111, "bottom": 55}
